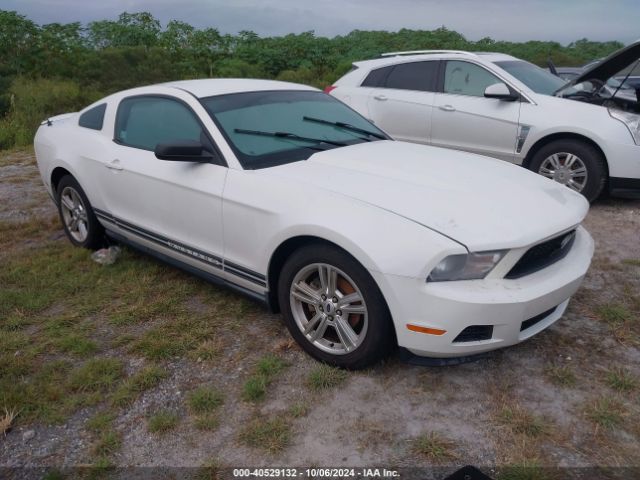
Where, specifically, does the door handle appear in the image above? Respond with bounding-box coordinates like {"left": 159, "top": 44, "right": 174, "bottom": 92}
{"left": 373, "top": 94, "right": 388, "bottom": 101}
{"left": 106, "top": 159, "right": 123, "bottom": 171}
{"left": 439, "top": 105, "right": 456, "bottom": 112}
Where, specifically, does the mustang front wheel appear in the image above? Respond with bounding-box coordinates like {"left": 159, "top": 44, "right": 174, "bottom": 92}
{"left": 278, "top": 244, "right": 394, "bottom": 369}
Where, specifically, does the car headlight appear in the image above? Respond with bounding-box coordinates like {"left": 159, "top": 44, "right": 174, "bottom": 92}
{"left": 609, "top": 108, "right": 640, "bottom": 145}
{"left": 427, "top": 251, "right": 507, "bottom": 282}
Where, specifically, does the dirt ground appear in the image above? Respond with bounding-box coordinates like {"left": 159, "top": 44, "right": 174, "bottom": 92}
{"left": 1, "top": 149, "right": 639, "bottom": 479}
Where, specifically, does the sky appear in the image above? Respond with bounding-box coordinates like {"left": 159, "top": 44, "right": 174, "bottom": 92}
{"left": 1, "top": 0, "right": 637, "bottom": 44}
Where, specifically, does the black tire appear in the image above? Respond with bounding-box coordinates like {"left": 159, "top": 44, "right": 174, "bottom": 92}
{"left": 56, "top": 175, "right": 104, "bottom": 249}
{"left": 278, "top": 243, "right": 394, "bottom": 369}
{"left": 528, "top": 139, "right": 607, "bottom": 203}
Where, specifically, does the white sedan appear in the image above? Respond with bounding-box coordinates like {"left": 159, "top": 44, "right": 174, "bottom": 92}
{"left": 34, "top": 79, "right": 594, "bottom": 368}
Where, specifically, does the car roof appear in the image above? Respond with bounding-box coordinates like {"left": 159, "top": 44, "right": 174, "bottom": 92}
{"left": 161, "top": 78, "right": 317, "bottom": 98}
{"left": 353, "top": 51, "right": 518, "bottom": 69}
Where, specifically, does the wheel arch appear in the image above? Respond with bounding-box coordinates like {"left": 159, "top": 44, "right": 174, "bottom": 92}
{"left": 266, "top": 234, "right": 398, "bottom": 353}
{"left": 51, "top": 166, "right": 74, "bottom": 197}
{"left": 522, "top": 132, "right": 610, "bottom": 178}
{"left": 266, "top": 235, "right": 387, "bottom": 315}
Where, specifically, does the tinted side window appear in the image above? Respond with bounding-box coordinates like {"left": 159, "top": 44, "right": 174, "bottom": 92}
{"left": 115, "top": 96, "right": 203, "bottom": 151}
{"left": 361, "top": 66, "right": 394, "bottom": 87}
{"left": 383, "top": 61, "right": 439, "bottom": 92}
{"left": 444, "top": 61, "right": 501, "bottom": 97}
{"left": 78, "top": 104, "right": 106, "bottom": 131}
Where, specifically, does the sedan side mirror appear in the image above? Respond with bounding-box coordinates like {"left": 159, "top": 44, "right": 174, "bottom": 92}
{"left": 484, "top": 83, "right": 519, "bottom": 101}
{"left": 154, "top": 140, "right": 213, "bottom": 163}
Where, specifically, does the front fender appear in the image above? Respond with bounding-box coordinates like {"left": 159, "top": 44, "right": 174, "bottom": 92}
{"left": 222, "top": 168, "right": 465, "bottom": 282}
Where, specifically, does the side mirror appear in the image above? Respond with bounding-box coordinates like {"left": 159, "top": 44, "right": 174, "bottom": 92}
{"left": 484, "top": 83, "right": 519, "bottom": 101}
{"left": 154, "top": 140, "right": 212, "bottom": 162}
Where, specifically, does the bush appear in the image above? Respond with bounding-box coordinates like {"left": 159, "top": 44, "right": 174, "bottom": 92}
{"left": 212, "top": 58, "right": 265, "bottom": 79}
{"left": 0, "top": 77, "right": 103, "bottom": 149}
{"left": 276, "top": 67, "right": 322, "bottom": 88}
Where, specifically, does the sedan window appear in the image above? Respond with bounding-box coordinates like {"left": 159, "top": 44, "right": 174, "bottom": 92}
{"left": 115, "top": 96, "right": 203, "bottom": 151}
{"left": 202, "top": 90, "right": 388, "bottom": 169}
{"left": 444, "top": 60, "right": 502, "bottom": 97}
{"left": 383, "top": 61, "right": 439, "bottom": 92}
{"left": 495, "top": 60, "right": 567, "bottom": 95}
{"left": 361, "top": 65, "right": 394, "bottom": 87}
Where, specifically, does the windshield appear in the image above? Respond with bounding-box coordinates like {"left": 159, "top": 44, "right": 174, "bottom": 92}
{"left": 495, "top": 60, "right": 567, "bottom": 95}
{"left": 201, "top": 90, "right": 387, "bottom": 169}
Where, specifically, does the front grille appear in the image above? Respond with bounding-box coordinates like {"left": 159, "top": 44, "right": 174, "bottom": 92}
{"left": 520, "top": 307, "right": 557, "bottom": 332}
{"left": 506, "top": 230, "right": 576, "bottom": 279}
{"left": 453, "top": 325, "right": 493, "bottom": 343}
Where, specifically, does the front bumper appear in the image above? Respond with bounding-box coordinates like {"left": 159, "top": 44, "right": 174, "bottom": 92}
{"left": 374, "top": 226, "right": 594, "bottom": 358}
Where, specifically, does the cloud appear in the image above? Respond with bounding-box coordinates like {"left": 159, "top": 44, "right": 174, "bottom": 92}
{"left": 1, "top": 0, "right": 637, "bottom": 44}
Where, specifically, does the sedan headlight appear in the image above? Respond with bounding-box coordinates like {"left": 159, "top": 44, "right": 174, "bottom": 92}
{"left": 427, "top": 251, "right": 507, "bottom": 282}
{"left": 609, "top": 108, "right": 640, "bottom": 145}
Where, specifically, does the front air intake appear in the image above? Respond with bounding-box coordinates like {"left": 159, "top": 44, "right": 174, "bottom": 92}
{"left": 521, "top": 307, "right": 557, "bottom": 332}
{"left": 453, "top": 325, "right": 493, "bottom": 343}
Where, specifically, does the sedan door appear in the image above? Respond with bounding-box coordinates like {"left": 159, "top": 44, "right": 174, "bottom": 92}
{"left": 96, "top": 93, "right": 228, "bottom": 277}
{"left": 366, "top": 61, "right": 439, "bottom": 144}
{"left": 431, "top": 60, "right": 521, "bottom": 161}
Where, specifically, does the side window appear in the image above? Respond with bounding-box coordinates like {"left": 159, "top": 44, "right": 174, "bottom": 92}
{"left": 361, "top": 66, "right": 394, "bottom": 87}
{"left": 383, "top": 61, "right": 438, "bottom": 92}
{"left": 115, "top": 96, "right": 203, "bottom": 151}
{"left": 444, "top": 61, "right": 502, "bottom": 97}
{"left": 78, "top": 104, "right": 106, "bottom": 131}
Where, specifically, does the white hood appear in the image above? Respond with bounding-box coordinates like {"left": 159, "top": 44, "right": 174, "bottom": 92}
{"left": 266, "top": 141, "right": 589, "bottom": 251}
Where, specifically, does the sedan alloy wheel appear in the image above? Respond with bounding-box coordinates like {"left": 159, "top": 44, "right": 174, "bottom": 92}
{"left": 538, "top": 152, "right": 588, "bottom": 193}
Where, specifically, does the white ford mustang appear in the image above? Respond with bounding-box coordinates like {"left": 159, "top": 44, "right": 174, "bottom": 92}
{"left": 34, "top": 79, "right": 594, "bottom": 368}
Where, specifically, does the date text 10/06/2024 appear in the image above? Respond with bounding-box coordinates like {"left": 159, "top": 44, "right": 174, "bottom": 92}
{"left": 232, "top": 468, "right": 400, "bottom": 478}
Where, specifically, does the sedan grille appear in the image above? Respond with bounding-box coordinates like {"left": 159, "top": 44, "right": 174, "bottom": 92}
{"left": 506, "top": 230, "right": 576, "bottom": 279}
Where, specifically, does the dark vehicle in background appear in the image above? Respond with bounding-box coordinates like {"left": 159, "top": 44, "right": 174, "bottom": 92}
{"left": 556, "top": 41, "right": 640, "bottom": 113}
{"left": 549, "top": 67, "right": 582, "bottom": 82}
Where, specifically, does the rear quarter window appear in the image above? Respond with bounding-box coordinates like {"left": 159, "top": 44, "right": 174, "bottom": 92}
{"left": 78, "top": 103, "right": 107, "bottom": 131}
{"left": 361, "top": 66, "right": 394, "bottom": 87}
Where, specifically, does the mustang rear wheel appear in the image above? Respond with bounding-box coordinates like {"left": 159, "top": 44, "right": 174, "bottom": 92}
{"left": 278, "top": 243, "right": 394, "bottom": 369}
{"left": 56, "top": 175, "right": 104, "bottom": 249}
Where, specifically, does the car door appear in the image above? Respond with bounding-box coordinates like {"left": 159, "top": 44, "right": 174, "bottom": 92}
{"left": 366, "top": 61, "right": 439, "bottom": 144}
{"left": 97, "top": 93, "right": 228, "bottom": 276}
{"left": 431, "top": 60, "right": 521, "bottom": 161}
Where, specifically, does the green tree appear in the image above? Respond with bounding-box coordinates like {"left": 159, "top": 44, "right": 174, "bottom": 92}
{"left": 0, "top": 10, "right": 40, "bottom": 76}
{"left": 0, "top": 8, "right": 628, "bottom": 150}
{"left": 88, "top": 12, "right": 160, "bottom": 49}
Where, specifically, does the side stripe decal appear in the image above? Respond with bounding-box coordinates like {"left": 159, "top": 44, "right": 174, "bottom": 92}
{"left": 225, "top": 259, "right": 267, "bottom": 282}
{"left": 94, "top": 208, "right": 266, "bottom": 287}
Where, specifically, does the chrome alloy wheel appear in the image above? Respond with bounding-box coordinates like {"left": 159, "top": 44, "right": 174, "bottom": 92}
{"left": 289, "top": 263, "right": 368, "bottom": 355}
{"left": 538, "top": 152, "right": 588, "bottom": 192}
{"left": 60, "top": 186, "right": 89, "bottom": 242}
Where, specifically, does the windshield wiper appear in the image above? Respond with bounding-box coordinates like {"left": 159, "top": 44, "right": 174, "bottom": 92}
{"left": 234, "top": 128, "right": 347, "bottom": 147}
{"left": 302, "top": 116, "right": 387, "bottom": 140}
